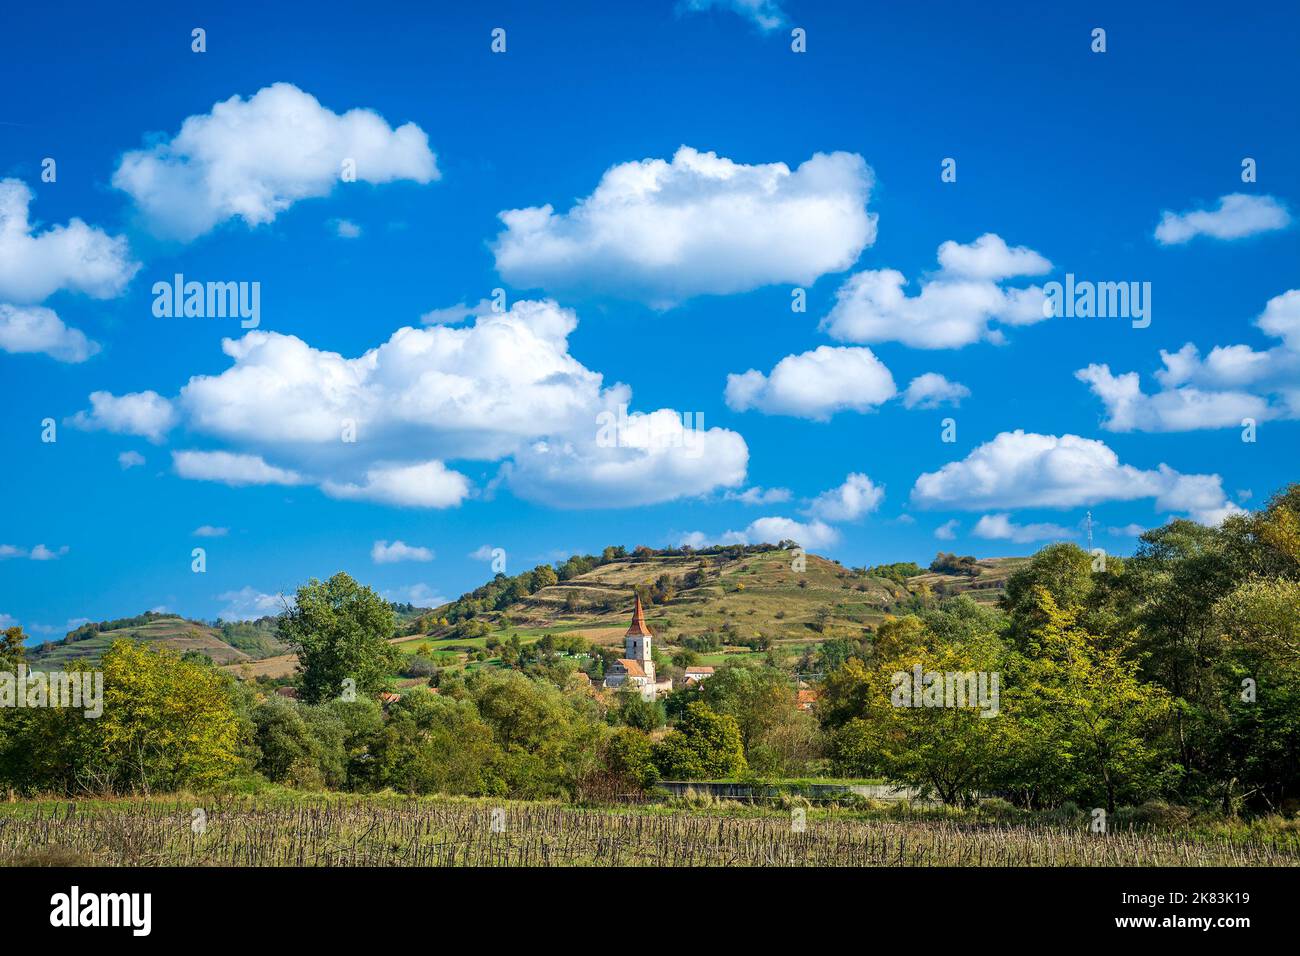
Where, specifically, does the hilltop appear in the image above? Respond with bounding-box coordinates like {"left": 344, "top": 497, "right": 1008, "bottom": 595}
{"left": 27, "top": 614, "right": 258, "bottom": 667}
{"left": 392, "top": 545, "right": 1029, "bottom": 674}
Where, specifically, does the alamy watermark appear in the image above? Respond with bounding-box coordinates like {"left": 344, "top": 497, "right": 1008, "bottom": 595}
{"left": 891, "top": 664, "right": 1000, "bottom": 717}
{"left": 1, "top": 664, "right": 102, "bottom": 718}
{"left": 1042, "top": 274, "right": 1150, "bottom": 328}
{"left": 152, "top": 274, "right": 260, "bottom": 328}
{"left": 595, "top": 404, "right": 705, "bottom": 457}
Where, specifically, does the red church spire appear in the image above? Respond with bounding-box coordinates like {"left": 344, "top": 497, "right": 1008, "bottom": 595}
{"left": 626, "top": 592, "right": 652, "bottom": 637}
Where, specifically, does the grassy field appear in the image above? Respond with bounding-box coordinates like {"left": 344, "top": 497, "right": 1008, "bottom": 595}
{"left": 2, "top": 793, "right": 1296, "bottom": 867}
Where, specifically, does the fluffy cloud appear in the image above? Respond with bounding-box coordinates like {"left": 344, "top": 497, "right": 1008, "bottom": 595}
{"left": 332, "top": 219, "right": 362, "bottom": 239}
{"left": 1075, "top": 364, "right": 1273, "bottom": 432}
{"left": 936, "top": 233, "right": 1052, "bottom": 280}
{"left": 1154, "top": 193, "right": 1290, "bottom": 245}
{"left": 83, "top": 300, "right": 746, "bottom": 509}
{"left": 117, "top": 450, "right": 145, "bottom": 469}
{"left": 0, "top": 179, "right": 138, "bottom": 303}
{"left": 725, "top": 345, "right": 896, "bottom": 419}
{"left": 493, "top": 147, "right": 875, "bottom": 306}
{"left": 510, "top": 407, "right": 748, "bottom": 508}
{"left": 324, "top": 461, "right": 471, "bottom": 509}
{"left": 69, "top": 390, "right": 177, "bottom": 443}
{"left": 934, "top": 519, "right": 960, "bottom": 540}
{"left": 972, "top": 513, "right": 1075, "bottom": 543}
{"left": 680, "top": 0, "right": 786, "bottom": 30}
{"left": 1077, "top": 290, "right": 1300, "bottom": 432}
{"left": 0, "top": 304, "right": 99, "bottom": 363}
{"left": 371, "top": 539, "right": 435, "bottom": 563}
{"left": 382, "top": 583, "right": 448, "bottom": 607}
{"left": 821, "top": 233, "right": 1052, "bottom": 349}
{"left": 680, "top": 516, "right": 839, "bottom": 550}
{"left": 178, "top": 300, "right": 607, "bottom": 461}
{"left": 902, "top": 372, "right": 970, "bottom": 409}
{"left": 192, "top": 525, "right": 229, "bottom": 537}
{"left": 911, "top": 430, "right": 1238, "bottom": 524}
{"left": 172, "top": 450, "right": 305, "bottom": 487}
{"left": 804, "top": 473, "right": 884, "bottom": 522}
{"left": 113, "top": 83, "right": 438, "bottom": 241}
{"left": 216, "top": 587, "right": 290, "bottom": 621}
{"left": 684, "top": 474, "right": 882, "bottom": 551}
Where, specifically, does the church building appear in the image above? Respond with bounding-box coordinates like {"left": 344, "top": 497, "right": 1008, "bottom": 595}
{"left": 603, "top": 593, "right": 673, "bottom": 700}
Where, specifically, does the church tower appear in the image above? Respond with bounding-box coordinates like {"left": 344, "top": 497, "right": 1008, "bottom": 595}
{"left": 626, "top": 593, "right": 654, "bottom": 682}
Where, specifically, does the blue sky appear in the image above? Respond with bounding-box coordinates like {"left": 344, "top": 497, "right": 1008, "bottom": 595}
{"left": 2, "top": 0, "right": 1298, "bottom": 638}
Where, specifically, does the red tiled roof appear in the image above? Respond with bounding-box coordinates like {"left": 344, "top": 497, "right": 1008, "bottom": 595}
{"left": 685, "top": 666, "right": 714, "bottom": 675}
{"left": 614, "top": 658, "right": 646, "bottom": 678}
{"left": 626, "top": 593, "right": 653, "bottom": 638}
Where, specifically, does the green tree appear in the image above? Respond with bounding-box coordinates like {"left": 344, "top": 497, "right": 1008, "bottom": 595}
{"left": 652, "top": 702, "right": 746, "bottom": 779}
{"left": 0, "top": 625, "right": 26, "bottom": 669}
{"left": 1011, "top": 588, "right": 1175, "bottom": 812}
{"left": 279, "top": 572, "right": 400, "bottom": 704}
{"left": 97, "top": 640, "right": 243, "bottom": 793}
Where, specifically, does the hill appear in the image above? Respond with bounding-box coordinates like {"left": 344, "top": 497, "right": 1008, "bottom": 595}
{"left": 27, "top": 615, "right": 254, "bottom": 667}
{"left": 392, "top": 546, "right": 1030, "bottom": 674}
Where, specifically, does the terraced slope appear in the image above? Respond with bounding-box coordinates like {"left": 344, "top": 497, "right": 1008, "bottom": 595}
{"left": 27, "top": 617, "right": 252, "bottom": 667}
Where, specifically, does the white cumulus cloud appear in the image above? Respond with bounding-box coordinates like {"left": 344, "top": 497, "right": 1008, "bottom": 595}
{"left": 680, "top": 516, "right": 839, "bottom": 551}
{"left": 371, "top": 539, "right": 435, "bottom": 563}
{"left": 510, "top": 406, "right": 748, "bottom": 508}
{"left": 173, "top": 450, "right": 305, "bottom": 487}
{"left": 972, "top": 513, "right": 1075, "bottom": 543}
{"left": 902, "top": 372, "right": 970, "bottom": 409}
{"left": 1154, "top": 193, "right": 1290, "bottom": 245}
{"left": 77, "top": 300, "right": 748, "bottom": 510}
{"left": 0, "top": 179, "right": 139, "bottom": 303}
{"left": 821, "top": 233, "right": 1052, "bottom": 349}
{"left": 911, "top": 430, "right": 1238, "bottom": 525}
{"left": 324, "top": 461, "right": 471, "bottom": 509}
{"left": 69, "top": 390, "right": 177, "bottom": 443}
{"left": 117, "top": 450, "right": 145, "bottom": 469}
{"left": 493, "top": 146, "right": 875, "bottom": 306}
{"left": 216, "top": 587, "right": 290, "bottom": 621}
{"left": 804, "top": 473, "right": 884, "bottom": 522}
{"left": 1076, "top": 290, "right": 1300, "bottom": 432}
{"left": 113, "top": 83, "right": 438, "bottom": 241}
{"left": 0, "top": 304, "right": 100, "bottom": 363}
{"left": 725, "top": 345, "right": 897, "bottom": 420}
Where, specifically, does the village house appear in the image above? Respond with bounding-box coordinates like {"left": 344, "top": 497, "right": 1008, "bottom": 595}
{"left": 683, "top": 665, "right": 715, "bottom": 686}
{"left": 603, "top": 594, "right": 673, "bottom": 700}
